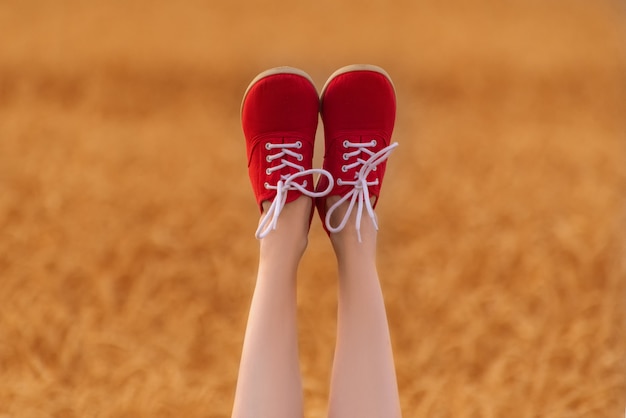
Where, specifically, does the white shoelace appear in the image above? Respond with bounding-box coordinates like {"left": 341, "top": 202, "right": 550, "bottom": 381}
{"left": 256, "top": 141, "right": 333, "bottom": 239}
{"left": 325, "top": 139, "right": 399, "bottom": 242}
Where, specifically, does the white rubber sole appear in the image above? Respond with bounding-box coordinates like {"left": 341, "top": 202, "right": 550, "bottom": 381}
{"left": 320, "top": 64, "right": 396, "bottom": 101}
{"left": 241, "top": 66, "right": 317, "bottom": 114}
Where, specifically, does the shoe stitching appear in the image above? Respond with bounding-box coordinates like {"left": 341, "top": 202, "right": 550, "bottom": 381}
{"left": 325, "top": 139, "right": 398, "bottom": 242}
{"left": 256, "top": 140, "right": 333, "bottom": 239}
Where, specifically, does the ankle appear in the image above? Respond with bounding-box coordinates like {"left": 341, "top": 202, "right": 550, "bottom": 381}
{"left": 327, "top": 196, "right": 378, "bottom": 259}
{"left": 259, "top": 196, "right": 312, "bottom": 258}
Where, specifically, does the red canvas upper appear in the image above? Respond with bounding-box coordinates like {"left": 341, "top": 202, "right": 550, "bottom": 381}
{"left": 316, "top": 68, "right": 397, "bottom": 233}
{"left": 242, "top": 71, "right": 319, "bottom": 211}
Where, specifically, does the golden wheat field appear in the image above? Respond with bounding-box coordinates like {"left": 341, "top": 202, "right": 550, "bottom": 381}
{"left": 1, "top": 0, "right": 625, "bottom": 416}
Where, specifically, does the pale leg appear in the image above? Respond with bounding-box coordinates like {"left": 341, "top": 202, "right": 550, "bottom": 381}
{"left": 232, "top": 196, "right": 312, "bottom": 418}
{"left": 326, "top": 198, "right": 402, "bottom": 418}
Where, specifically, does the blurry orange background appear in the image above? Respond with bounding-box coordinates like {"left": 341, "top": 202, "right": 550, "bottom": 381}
{"left": 1, "top": 0, "right": 625, "bottom": 416}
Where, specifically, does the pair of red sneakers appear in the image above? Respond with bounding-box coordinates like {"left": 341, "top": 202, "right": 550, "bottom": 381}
{"left": 241, "top": 65, "right": 398, "bottom": 241}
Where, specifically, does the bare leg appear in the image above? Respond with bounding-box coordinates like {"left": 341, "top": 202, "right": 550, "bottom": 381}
{"left": 326, "top": 198, "right": 402, "bottom": 418}
{"left": 232, "top": 196, "right": 311, "bottom": 418}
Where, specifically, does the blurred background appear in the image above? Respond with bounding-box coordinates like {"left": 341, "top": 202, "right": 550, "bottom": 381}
{"left": 1, "top": 0, "right": 625, "bottom": 416}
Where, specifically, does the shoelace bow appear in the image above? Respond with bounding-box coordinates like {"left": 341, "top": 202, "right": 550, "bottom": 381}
{"left": 256, "top": 141, "right": 333, "bottom": 239}
{"left": 325, "top": 139, "right": 399, "bottom": 242}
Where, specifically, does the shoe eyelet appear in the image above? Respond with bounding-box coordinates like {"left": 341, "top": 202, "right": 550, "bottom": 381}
{"left": 266, "top": 156, "right": 271, "bottom": 162}
{"left": 373, "top": 166, "right": 377, "bottom": 171}
{"left": 343, "top": 140, "right": 349, "bottom": 148}
{"left": 264, "top": 182, "right": 270, "bottom": 189}
{"left": 371, "top": 139, "right": 377, "bottom": 146}
{"left": 342, "top": 153, "right": 349, "bottom": 160}
{"left": 266, "top": 168, "right": 272, "bottom": 175}
{"left": 295, "top": 141, "right": 303, "bottom": 148}
{"left": 341, "top": 165, "right": 348, "bottom": 173}
{"left": 265, "top": 143, "right": 271, "bottom": 150}
{"left": 302, "top": 180, "right": 308, "bottom": 187}
{"left": 297, "top": 154, "right": 303, "bottom": 161}
{"left": 337, "top": 179, "right": 344, "bottom": 186}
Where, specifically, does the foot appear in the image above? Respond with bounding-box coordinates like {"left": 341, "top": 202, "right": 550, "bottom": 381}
{"left": 241, "top": 67, "right": 333, "bottom": 239}
{"left": 316, "top": 65, "right": 398, "bottom": 242}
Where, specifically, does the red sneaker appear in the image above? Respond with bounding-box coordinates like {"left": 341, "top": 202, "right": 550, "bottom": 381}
{"left": 242, "top": 67, "right": 333, "bottom": 239}
{"left": 316, "top": 65, "right": 398, "bottom": 241}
